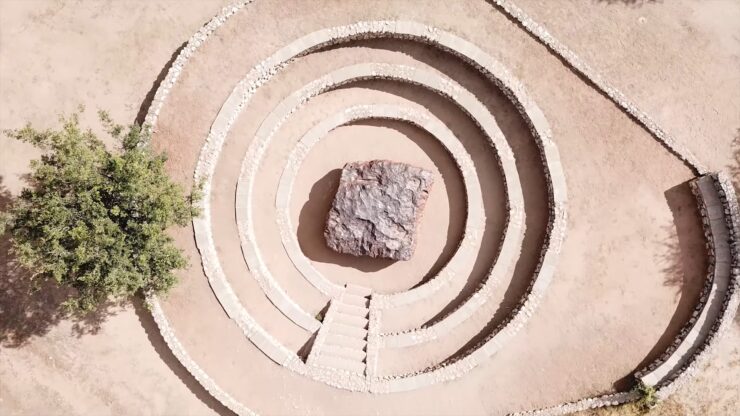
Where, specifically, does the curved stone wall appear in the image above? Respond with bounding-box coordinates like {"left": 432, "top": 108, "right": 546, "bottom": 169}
{"left": 264, "top": 62, "right": 528, "bottom": 343}
{"left": 146, "top": 296, "right": 257, "bottom": 416}
{"left": 509, "top": 391, "right": 639, "bottom": 416}
{"left": 271, "top": 63, "right": 514, "bottom": 310}
{"left": 652, "top": 173, "right": 740, "bottom": 398}
{"left": 142, "top": 2, "right": 258, "bottom": 415}
{"left": 188, "top": 19, "right": 567, "bottom": 392}
{"left": 138, "top": 0, "right": 737, "bottom": 413}
{"left": 242, "top": 64, "right": 494, "bottom": 330}
{"left": 490, "top": 0, "right": 707, "bottom": 175}
{"left": 511, "top": 172, "right": 739, "bottom": 415}
{"left": 633, "top": 176, "right": 720, "bottom": 385}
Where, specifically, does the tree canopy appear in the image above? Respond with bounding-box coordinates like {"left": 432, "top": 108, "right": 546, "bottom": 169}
{"left": 1, "top": 112, "right": 199, "bottom": 312}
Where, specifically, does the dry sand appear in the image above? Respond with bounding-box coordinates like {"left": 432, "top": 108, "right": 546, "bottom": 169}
{"left": 0, "top": 1, "right": 738, "bottom": 415}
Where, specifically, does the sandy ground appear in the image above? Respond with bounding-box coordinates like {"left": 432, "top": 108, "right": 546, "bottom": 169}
{"left": 0, "top": 0, "right": 738, "bottom": 415}
{"left": 0, "top": 1, "right": 233, "bottom": 414}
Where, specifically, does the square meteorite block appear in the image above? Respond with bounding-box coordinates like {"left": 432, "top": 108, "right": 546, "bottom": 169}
{"left": 324, "top": 160, "right": 434, "bottom": 261}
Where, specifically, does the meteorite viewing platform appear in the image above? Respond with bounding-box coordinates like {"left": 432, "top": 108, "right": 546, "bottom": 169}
{"left": 129, "top": 2, "right": 740, "bottom": 414}
{"left": 324, "top": 160, "right": 434, "bottom": 261}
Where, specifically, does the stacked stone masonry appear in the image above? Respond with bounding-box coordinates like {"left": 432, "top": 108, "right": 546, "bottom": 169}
{"left": 509, "top": 392, "right": 639, "bottom": 416}
{"left": 307, "top": 285, "right": 372, "bottom": 375}
{"left": 268, "top": 65, "right": 520, "bottom": 342}
{"left": 636, "top": 173, "right": 738, "bottom": 390}
{"left": 513, "top": 172, "right": 740, "bottom": 416}
{"left": 275, "top": 102, "right": 489, "bottom": 338}
{"left": 139, "top": 0, "right": 738, "bottom": 414}
{"left": 260, "top": 72, "right": 494, "bottom": 328}
{"left": 633, "top": 176, "right": 716, "bottom": 383}
{"left": 490, "top": 0, "right": 707, "bottom": 175}
{"left": 189, "top": 19, "right": 568, "bottom": 393}
{"left": 275, "top": 80, "right": 490, "bottom": 305}
{"left": 652, "top": 173, "right": 740, "bottom": 399}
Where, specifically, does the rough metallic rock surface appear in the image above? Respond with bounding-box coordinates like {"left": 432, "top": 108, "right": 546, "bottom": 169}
{"left": 325, "top": 160, "right": 434, "bottom": 261}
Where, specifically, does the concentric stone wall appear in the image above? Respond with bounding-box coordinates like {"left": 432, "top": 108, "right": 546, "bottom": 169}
{"left": 140, "top": 1, "right": 738, "bottom": 414}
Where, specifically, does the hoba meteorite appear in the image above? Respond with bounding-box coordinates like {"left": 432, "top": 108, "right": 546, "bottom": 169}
{"left": 324, "top": 160, "right": 434, "bottom": 261}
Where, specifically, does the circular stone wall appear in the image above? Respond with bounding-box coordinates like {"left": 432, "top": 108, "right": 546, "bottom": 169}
{"left": 142, "top": 1, "right": 722, "bottom": 415}
{"left": 182, "top": 16, "right": 567, "bottom": 392}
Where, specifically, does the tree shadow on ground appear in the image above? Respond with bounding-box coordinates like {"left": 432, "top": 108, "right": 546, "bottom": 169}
{"left": 0, "top": 176, "right": 122, "bottom": 348}
{"left": 659, "top": 185, "right": 707, "bottom": 300}
{"left": 132, "top": 298, "right": 234, "bottom": 416}
{"left": 127, "top": 37, "right": 236, "bottom": 415}
{"left": 611, "top": 181, "right": 707, "bottom": 391}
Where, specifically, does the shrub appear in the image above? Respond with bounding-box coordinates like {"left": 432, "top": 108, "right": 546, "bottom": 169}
{"left": 635, "top": 381, "right": 659, "bottom": 412}
{"left": 1, "top": 111, "right": 199, "bottom": 312}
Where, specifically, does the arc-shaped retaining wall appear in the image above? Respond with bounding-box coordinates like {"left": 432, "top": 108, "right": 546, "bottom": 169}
{"left": 137, "top": 0, "right": 735, "bottom": 413}
{"left": 270, "top": 63, "right": 523, "bottom": 339}
{"left": 650, "top": 173, "right": 739, "bottom": 396}
{"left": 510, "top": 172, "right": 739, "bottom": 415}
{"left": 189, "top": 20, "right": 567, "bottom": 392}
{"left": 635, "top": 174, "right": 736, "bottom": 387}
{"left": 250, "top": 65, "right": 494, "bottom": 330}
{"left": 490, "top": 0, "right": 707, "bottom": 175}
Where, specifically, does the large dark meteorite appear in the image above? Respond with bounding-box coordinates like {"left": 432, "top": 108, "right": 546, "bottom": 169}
{"left": 324, "top": 160, "right": 434, "bottom": 261}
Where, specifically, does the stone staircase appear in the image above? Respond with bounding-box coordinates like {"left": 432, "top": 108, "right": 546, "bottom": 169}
{"left": 307, "top": 284, "right": 371, "bottom": 375}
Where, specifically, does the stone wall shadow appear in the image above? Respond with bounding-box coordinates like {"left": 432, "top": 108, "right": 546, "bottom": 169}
{"left": 731, "top": 128, "right": 740, "bottom": 328}
{"left": 730, "top": 128, "right": 740, "bottom": 196}
{"left": 332, "top": 40, "right": 549, "bottom": 334}
{"left": 349, "top": 83, "right": 500, "bottom": 308}
{"left": 132, "top": 298, "right": 234, "bottom": 416}
{"left": 0, "top": 175, "right": 121, "bottom": 348}
{"left": 611, "top": 181, "right": 707, "bottom": 390}
{"left": 135, "top": 42, "right": 186, "bottom": 126}
{"left": 486, "top": 0, "right": 697, "bottom": 176}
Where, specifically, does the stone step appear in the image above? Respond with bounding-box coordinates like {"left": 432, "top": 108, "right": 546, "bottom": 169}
{"left": 330, "top": 322, "right": 367, "bottom": 340}
{"left": 314, "top": 354, "right": 365, "bottom": 374}
{"left": 325, "top": 333, "right": 366, "bottom": 350}
{"left": 320, "top": 344, "right": 366, "bottom": 361}
{"left": 345, "top": 283, "right": 372, "bottom": 297}
{"left": 334, "top": 312, "right": 368, "bottom": 328}
{"left": 342, "top": 293, "right": 369, "bottom": 308}
{"left": 336, "top": 303, "right": 369, "bottom": 318}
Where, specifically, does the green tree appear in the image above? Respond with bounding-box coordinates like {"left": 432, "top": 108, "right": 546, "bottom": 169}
{"left": 1, "top": 111, "right": 199, "bottom": 312}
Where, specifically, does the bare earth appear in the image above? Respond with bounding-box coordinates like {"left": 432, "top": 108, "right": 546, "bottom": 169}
{"left": 0, "top": 1, "right": 738, "bottom": 415}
